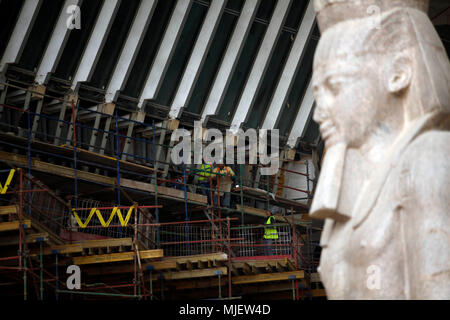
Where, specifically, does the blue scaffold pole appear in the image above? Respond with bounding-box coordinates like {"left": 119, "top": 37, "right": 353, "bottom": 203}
{"left": 152, "top": 120, "right": 160, "bottom": 247}
{"left": 72, "top": 100, "right": 78, "bottom": 218}
{"left": 27, "top": 103, "right": 31, "bottom": 217}
{"left": 181, "top": 127, "right": 189, "bottom": 255}
{"left": 115, "top": 109, "right": 121, "bottom": 237}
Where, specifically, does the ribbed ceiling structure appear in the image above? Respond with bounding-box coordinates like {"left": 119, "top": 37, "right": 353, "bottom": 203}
{"left": 0, "top": 0, "right": 448, "bottom": 151}
{"left": 0, "top": 0, "right": 321, "bottom": 151}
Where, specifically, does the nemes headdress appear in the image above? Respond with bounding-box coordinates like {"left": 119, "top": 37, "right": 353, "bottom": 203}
{"left": 314, "top": 0, "right": 429, "bottom": 32}
{"left": 314, "top": 0, "right": 448, "bottom": 118}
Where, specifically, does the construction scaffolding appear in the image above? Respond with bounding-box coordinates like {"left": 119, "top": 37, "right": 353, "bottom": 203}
{"left": 0, "top": 81, "right": 323, "bottom": 300}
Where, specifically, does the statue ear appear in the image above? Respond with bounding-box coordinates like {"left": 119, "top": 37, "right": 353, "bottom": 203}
{"left": 387, "top": 54, "right": 412, "bottom": 94}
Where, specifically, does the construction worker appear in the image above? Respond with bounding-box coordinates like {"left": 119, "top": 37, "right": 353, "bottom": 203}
{"left": 198, "top": 161, "right": 213, "bottom": 204}
{"left": 263, "top": 209, "right": 278, "bottom": 256}
{"left": 212, "top": 163, "right": 235, "bottom": 208}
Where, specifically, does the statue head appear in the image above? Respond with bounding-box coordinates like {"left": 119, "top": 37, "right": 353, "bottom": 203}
{"left": 312, "top": 0, "right": 450, "bottom": 149}
{"left": 310, "top": 0, "right": 450, "bottom": 221}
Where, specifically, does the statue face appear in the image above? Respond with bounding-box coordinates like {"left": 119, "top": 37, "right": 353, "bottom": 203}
{"left": 312, "top": 27, "right": 383, "bottom": 148}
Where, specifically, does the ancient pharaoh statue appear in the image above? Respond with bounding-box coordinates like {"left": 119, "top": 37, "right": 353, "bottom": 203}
{"left": 309, "top": 0, "right": 450, "bottom": 299}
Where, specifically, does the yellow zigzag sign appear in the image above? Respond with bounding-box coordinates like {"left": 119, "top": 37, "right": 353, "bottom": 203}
{"left": 72, "top": 206, "right": 135, "bottom": 228}
{"left": 0, "top": 169, "right": 15, "bottom": 194}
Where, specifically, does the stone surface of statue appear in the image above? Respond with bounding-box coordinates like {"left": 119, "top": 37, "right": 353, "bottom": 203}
{"left": 310, "top": 0, "right": 450, "bottom": 299}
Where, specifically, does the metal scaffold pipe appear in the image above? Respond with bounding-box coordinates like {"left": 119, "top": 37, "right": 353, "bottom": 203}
{"left": 55, "top": 252, "right": 59, "bottom": 301}
{"left": 152, "top": 120, "right": 160, "bottom": 247}
{"left": 56, "top": 290, "right": 141, "bottom": 299}
{"left": 39, "top": 239, "right": 44, "bottom": 300}
{"left": 115, "top": 109, "right": 121, "bottom": 238}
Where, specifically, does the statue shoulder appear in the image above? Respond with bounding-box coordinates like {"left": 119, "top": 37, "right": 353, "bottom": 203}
{"left": 399, "top": 130, "right": 450, "bottom": 214}
{"left": 403, "top": 130, "right": 450, "bottom": 175}
{"left": 399, "top": 131, "right": 450, "bottom": 298}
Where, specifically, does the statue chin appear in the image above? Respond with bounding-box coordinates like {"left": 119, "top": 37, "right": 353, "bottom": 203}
{"left": 309, "top": 142, "right": 350, "bottom": 222}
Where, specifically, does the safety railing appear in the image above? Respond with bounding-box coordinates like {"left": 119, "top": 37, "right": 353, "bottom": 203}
{"left": 18, "top": 173, "right": 72, "bottom": 238}
{"left": 230, "top": 223, "right": 294, "bottom": 257}
{"left": 138, "top": 219, "right": 300, "bottom": 259}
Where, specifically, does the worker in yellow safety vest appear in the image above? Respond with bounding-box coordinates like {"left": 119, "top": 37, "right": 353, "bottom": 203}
{"left": 198, "top": 162, "right": 213, "bottom": 204}
{"left": 263, "top": 210, "right": 278, "bottom": 256}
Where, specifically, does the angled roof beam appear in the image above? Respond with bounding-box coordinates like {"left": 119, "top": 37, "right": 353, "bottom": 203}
{"left": 286, "top": 78, "right": 315, "bottom": 148}
{"left": 168, "top": 0, "right": 227, "bottom": 119}
{"left": 105, "top": 0, "right": 158, "bottom": 103}
{"left": 70, "top": 0, "right": 120, "bottom": 91}
{"left": 138, "top": 0, "right": 193, "bottom": 109}
{"left": 0, "top": 0, "right": 42, "bottom": 73}
{"left": 35, "top": 0, "right": 81, "bottom": 85}
{"left": 200, "top": 0, "right": 261, "bottom": 123}
{"left": 229, "top": 0, "right": 292, "bottom": 133}
{"left": 261, "top": 0, "right": 315, "bottom": 129}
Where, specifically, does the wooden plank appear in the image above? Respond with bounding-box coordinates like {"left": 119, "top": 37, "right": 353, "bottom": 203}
{"left": 167, "top": 119, "right": 180, "bottom": 131}
{"left": 231, "top": 267, "right": 240, "bottom": 276}
{"left": 236, "top": 204, "right": 268, "bottom": 218}
{"left": 198, "top": 260, "right": 207, "bottom": 269}
{"left": 148, "top": 260, "right": 178, "bottom": 271}
{"left": 76, "top": 238, "right": 133, "bottom": 249}
{"left": 232, "top": 258, "right": 292, "bottom": 269}
{"left": 251, "top": 265, "right": 260, "bottom": 275}
{"left": 84, "top": 259, "right": 177, "bottom": 276}
{"left": 236, "top": 204, "right": 305, "bottom": 224}
{"left": 154, "top": 267, "right": 227, "bottom": 281}
{"left": 276, "top": 262, "right": 284, "bottom": 272}
{"left": 86, "top": 255, "right": 228, "bottom": 282}
{"left": 163, "top": 252, "right": 227, "bottom": 264}
{"left": 0, "top": 150, "right": 114, "bottom": 186}
{"left": 0, "top": 125, "right": 164, "bottom": 176}
{"left": 232, "top": 270, "right": 304, "bottom": 285}
{"left": 186, "top": 260, "right": 193, "bottom": 271}
{"left": 0, "top": 150, "right": 206, "bottom": 204}
{"left": 242, "top": 263, "right": 252, "bottom": 275}
{"left": 286, "top": 148, "right": 296, "bottom": 161}
{"left": 234, "top": 186, "right": 309, "bottom": 211}
{"left": 311, "top": 272, "right": 321, "bottom": 282}
{"left": 0, "top": 220, "right": 31, "bottom": 232}
{"left": 120, "top": 179, "right": 206, "bottom": 204}
{"left": 0, "top": 232, "right": 49, "bottom": 246}
{"left": 73, "top": 249, "right": 163, "bottom": 265}
{"left": 33, "top": 159, "right": 114, "bottom": 185}
{"left": 212, "top": 260, "right": 224, "bottom": 267}
{"left": 0, "top": 205, "right": 18, "bottom": 215}
{"left": 286, "top": 260, "right": 296, "bottom": 271}
{"left": 64, "top": 146, "right": 165, "bottom": 175}
{"left": 41, "top": 244, "right": 83, "bottom": 255}
{"left": 312, "top": 289, "right": 327, "bottom": 297}
{"left": 26, "top": 232, "right": 48, "bottom": 242}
